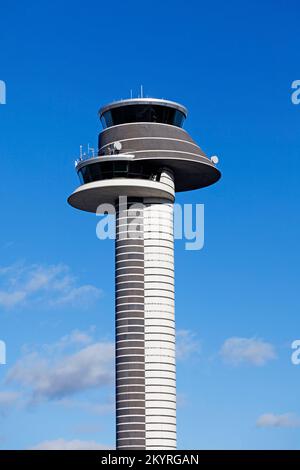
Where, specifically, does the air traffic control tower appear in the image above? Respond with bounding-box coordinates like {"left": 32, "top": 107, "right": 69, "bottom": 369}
{"left": 68, "top": 97, "right": 221, "bottom": 450}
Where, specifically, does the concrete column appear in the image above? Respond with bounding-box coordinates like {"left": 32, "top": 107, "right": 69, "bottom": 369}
{"left": 115, "top": 170, "right": 176, "bottom": 450}
{"left": 115, "top": 200, "right": 146, "bottom": 449}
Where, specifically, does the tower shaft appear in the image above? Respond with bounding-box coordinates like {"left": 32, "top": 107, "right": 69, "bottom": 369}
{"left": 116, "top": 172, "right": 176, "bottom": 450}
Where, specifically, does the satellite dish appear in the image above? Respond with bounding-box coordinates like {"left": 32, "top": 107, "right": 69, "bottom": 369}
{"left": 211, "top": 155, "right": 219, "bottom": 164}
{"left": 113, "top": 141, "right": 122, "bottom": 151}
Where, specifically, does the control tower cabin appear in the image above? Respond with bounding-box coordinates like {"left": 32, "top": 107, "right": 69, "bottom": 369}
{"left": 68, "top": 97, "right": 221, "bottom": 450}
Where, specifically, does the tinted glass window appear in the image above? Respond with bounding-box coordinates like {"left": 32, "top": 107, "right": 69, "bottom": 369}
{"left": 78, "top": 161, "right": 162, "bottom": 185}
{"left": 101, "top": 105, "right": 185, "bottom": 128}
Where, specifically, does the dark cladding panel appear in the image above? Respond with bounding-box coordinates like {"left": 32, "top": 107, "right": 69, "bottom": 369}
{"left": 115, "top": 200, "right": 146, "bottom": 450}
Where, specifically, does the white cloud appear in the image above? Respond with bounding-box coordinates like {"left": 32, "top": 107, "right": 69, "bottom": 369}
{"left": 7, "top": 340, "right": 114, "bottom": 402}
{"left": 176, "top": 329, "right": 201, "bottom": 361}
{"left": 256, "top": 413, "right": 300, "bottom": 428}
{"left": 220, "top": 337, "right": 276, "bottom": 366}
{"left": 0, "top": 391, "right": 20, "bottom": 410}
{"left": 0, "top": 391, "right": 22, "bottom": 417}
{"left": 30, "top": 438, "right": 111, "bottom": 450}
{"left": 0, "top": 262, "right": 102, "bottom": 309}
{"left": 43, "top": 328, "right": 95, "bottom": 354}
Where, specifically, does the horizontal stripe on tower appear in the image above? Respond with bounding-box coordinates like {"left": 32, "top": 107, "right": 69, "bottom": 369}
{"left": 116, "top": 287, "right": 144, "bottom": 293}
{"left": 144, "top": 275, "right": 173, "bottom": 282}
{"left": 117, "top": 432, "right": 146, "bottom": 439}
{"left": 144, "top": 319, "right": 174, "bottom": 327}
{"left": 116, "top": 394, "right": 145, "bottom": 402}
{"left": 116, "top": 313, "right": 144, "bottom": 321}
{"left": 144, "top": 364, "right": 175, "bottom": 372}
{"left": 116, "top": 349, "right": 145, "bottom": 358}
{"left": 116, "top": 304, "right": 144, "bottom": 312}
{"left": 116, "top": 318, "right": 144, "bottom": 326}
{"left": 145, "top": 411, "right": 176, "bottom": 418}
{"left": 117, "top": 385, "right": 145, "bottom": 393}
{"left": 117, "top": 217, "right": 143, "bottom": 224}
{"left": 116, "top": 341, "right": 144, "bottom": 349}
{"left": 116, "top": 439, "right": 145, "bottom": 447}
{"left": 116, "top": 297, "right": 144, "bottom": 304}
{"left": 117, "top": 380, "right": 145, "bottom": 388}
{"left": 144, "top": 305, "right": 174, "bottom": 313}
{"left": 144, "top": 286, "right": 174, "bottom": 293}
{"left": 116, "top": 268, "right": 144, "bottom": 275}
{"left": 116, "top": 254, "right": 144, "bottom": 261}
{"left": 145, "top": 355, "right": 175, "bottom": 362}
{"left": 117, "top": 402, "right": 145, "bottom": 410}
{"left": 116, "top": 275, "right": 144, "bottom": 282}
{"left": 116, "top": 234, "right": 144, "bottom": 240}
{"left": 145, "top": 372, "right": 176, "bottom": 378}
{"left": 145, "top": 400, "right": 176, "bottom": 407}
{"left": 116, "top": 363, "right": 145, "bottom": 371}
{"left": 145, "top": 394, "right": 176, "bottom": 401}
{"left": 117, "top": 334, "right": 144, "bottom": 341}
{"left": 117, "top": 408, "right": 145, "bottom": 416}
{"left": 116, "top": 247, "right": 144, "bottom": 255}
{"left": 144, "top": 328, "right": 175, "bottom": 335}
{"left": 117, "top": 424, "right": 145, "bottom": 431}
{"left": 116, "top": 261, "right": 144, "bottom": 269}
{"left": 116, "top": 284, "right": 144, "bottom": 290}
{"left": 117, "top": 371, "right": 145, "bottom": 379}
{"left": 144, "top": 236, "right": 173, "bottom": 244}
{"left": 116, "top": 290, "right": 144, "bottom": 298}
{"left": 116, "top": 356, "right": 145, "bottom": 364}
{"left": 117, "top": 446, "right": 145, "bottom": 450}
{"left": 117, "top": 254, "right": 144, "bottom": 262}
{"left": 145, "top": 420, "right": 176, "bottom": 432}
{"left": 116, "top": 326, "right": 144, "bottom": 334}
{"left": 145, "top": 299, "right": 174, "bottom": 306}
{"left": 117, "top": 416, "right": 145, "bottom": 424}
{"left": 116, "top": 239, "right": 144, "bottom": 247}
{"left": 117, "top": 370, "right": 145, "bottom": 379}
{"left": 144, "top": 340, "right": 175, "bottom": 347}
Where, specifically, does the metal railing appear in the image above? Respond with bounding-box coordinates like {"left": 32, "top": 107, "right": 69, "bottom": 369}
{"left": 74, "top": 144, "right": 136, "bottom": 168}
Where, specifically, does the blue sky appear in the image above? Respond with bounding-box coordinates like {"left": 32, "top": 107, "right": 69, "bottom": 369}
{"left": 0, "top": 0, "right": 300, "bottom": 450}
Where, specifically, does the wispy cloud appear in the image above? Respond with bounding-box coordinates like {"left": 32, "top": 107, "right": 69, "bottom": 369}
{"left": 256, "top": 413, "right": 300, "bottom": 428}
{"left": 0, "top": 391, "right": 20, "bottom": 408}
{"left": 0, "top": 391, "right": 21, "bottom": 414}
{"left": 176, "top": 329, "right": 201, "bottom": 361}
{"left": 220, "top": 337, "right": 276, "bottom": 366}
{"left": 43, "top": 327, "right": 96, "bottom": 354}
{"left": 30, "top": 438, "right": 112, "bottom": 450}
{"left": 0, "top": 262, "right": 102, "bottom": 309}
{"left": 7, "top": 340, "right": 114, "bottom": 402}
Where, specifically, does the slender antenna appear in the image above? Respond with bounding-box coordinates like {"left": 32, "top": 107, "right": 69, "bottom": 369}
{"left": 130, "top": 89, "right": 133, "bottom": 99}
{"left": 80, "top": 145, "right": 83, "bottom": 159}
{"left": 141, "top": 85, "right": 143, "bottom": 98}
